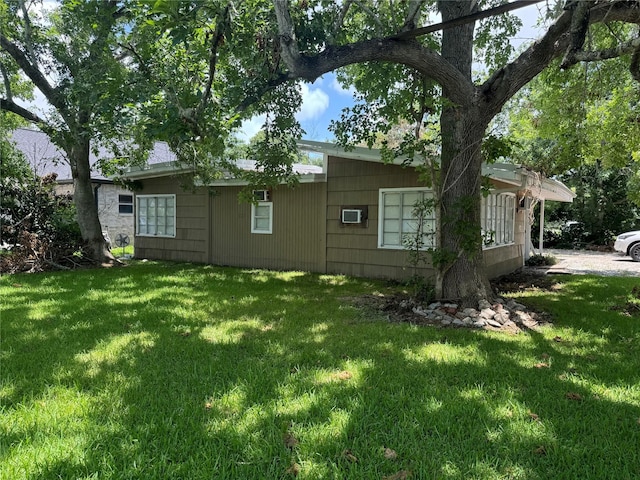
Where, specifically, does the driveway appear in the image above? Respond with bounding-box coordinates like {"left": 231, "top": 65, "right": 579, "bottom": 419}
{"left": 537, "top": 249, "right": 640, "bottom": 277}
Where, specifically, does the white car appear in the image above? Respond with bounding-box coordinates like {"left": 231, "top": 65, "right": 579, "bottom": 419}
{"left": 614, "top": 231, "right": 640, "bottom": 262}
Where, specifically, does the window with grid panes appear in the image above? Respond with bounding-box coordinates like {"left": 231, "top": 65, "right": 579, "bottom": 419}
{"left": 481, "top": 193, "right": 515, "bottom": 247}
{"left": 378, "top": 188, "right": 435, "bottom": 249}
{"left": 136, "top": 195, "right": 176, "bottom": 237}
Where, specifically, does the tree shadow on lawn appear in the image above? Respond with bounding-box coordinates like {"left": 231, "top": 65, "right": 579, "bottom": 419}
{"left": 2, "top": 264, "right": 640, "bottom": 479}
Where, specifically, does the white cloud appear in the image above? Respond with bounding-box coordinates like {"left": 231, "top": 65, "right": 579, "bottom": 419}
{"left": 331, "top": 77, "right": 356, "bottom": 97}
{"left": 238, "top": 82, "right": 329, "bottom": 141}
{"left": 297, "top": 83, "right": 329, "bottom": 121}
{"left": 237, "top": 114, "right": 266, "bottom": 142}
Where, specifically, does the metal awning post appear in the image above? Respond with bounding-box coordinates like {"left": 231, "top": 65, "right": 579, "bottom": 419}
{"left": 538, "top": 198, "right": 545, "bottom": 255}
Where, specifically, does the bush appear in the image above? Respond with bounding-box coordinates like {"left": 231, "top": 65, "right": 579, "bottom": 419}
{"left": 525, "top": 254, "right": 557, "bottom": 267}
{"left": 1, "top": 172, "right": 84, "bottom": 272}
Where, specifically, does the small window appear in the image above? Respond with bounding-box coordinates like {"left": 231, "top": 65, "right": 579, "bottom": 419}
{"left": 136, "top": 194, "right": 176, "bottom": 237}
{"left": 251, "top": 202, "right": 273, "bottom": 234}
{"left": 119, "top": 194, "right": 134, "bottom": 214}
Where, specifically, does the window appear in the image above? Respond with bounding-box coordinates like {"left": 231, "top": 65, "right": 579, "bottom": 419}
{"left": 251, "top": 202, "right": 273, "bottom": 234}
{"left": 136, "top": 195, "right": 176, "bottom": 237}
{"left": 481, "top": 193, "right": 515, "bottom": 247}
{"left": 118, "top": 194, "right": 134, "bottom": 214}
{"left": 378, "top": 188, "right": 435, "bottom": 249}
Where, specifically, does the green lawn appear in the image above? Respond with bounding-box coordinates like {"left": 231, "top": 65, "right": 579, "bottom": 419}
{"left": 1, "top": 263, "right": 639, "bottom": 479}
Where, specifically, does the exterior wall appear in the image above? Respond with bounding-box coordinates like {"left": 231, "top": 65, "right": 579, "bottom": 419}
{"left": 54, "top": 182, "right": 136, "bottom": 244}
{"left": 209, "top": 183, "right": 327, "bottom": 272}
{"left": 325, "top": 157, "right": 528, "bottom": 280}
{"left": 325, "top": 156, "right": 435, "bottom": 280}
{"left": 133, "top": 176, "right": 209, "bottom": 263}
{"left": 131, "top": 157, "right": 530, "bottom": 281}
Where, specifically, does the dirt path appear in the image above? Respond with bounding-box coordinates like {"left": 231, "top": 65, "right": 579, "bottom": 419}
{"left": 535, "top": 249, "right": 640, "bottom": 277}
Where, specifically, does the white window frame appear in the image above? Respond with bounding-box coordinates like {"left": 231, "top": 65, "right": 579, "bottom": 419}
{"left": 251, "top": 202, "right": 273, "bottom": 234}
{"left": 136, "top": 194, "right": 176, "bottom": 238}
{"left": 378, "top": 188, "right": 435, "bottom": 250}
{"left": 481, "top": 192, "right": 516, "bottom": 248}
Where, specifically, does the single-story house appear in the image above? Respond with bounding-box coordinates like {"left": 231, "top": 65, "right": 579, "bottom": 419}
{"left": 10, "top": 127, "right": 175, "bottom": 243}
{"left": 121, "top": 140, "right": 574, "bottom": 280}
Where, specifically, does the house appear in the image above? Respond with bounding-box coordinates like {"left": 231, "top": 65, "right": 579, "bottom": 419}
{"left": 121, "top": 140, "right": 574, "bottom": 280}
{"left": 10, "top": 127, "right": 176, "bottom": 243}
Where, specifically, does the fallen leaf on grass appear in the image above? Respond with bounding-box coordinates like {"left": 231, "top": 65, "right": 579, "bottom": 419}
{"left": 553, "top": 336, "right": 563, "bottom": 342}
{"left": 533, "top": 445, "right": 547, "bottom": 455}
{"left": 12, "top": 283, "right": 23, "bottom": 288}
{"left": 565, "top": 392, "right": 583, "bottom": 401}
{"left": 534, "top": 362, "right": 549, "bottom": 369}
{"left": 334, "top": 370, "right": 353, "bottom": 381}
{"left": 383, "top": 470, "right": 412, "bottom": 480}
{"left": 285, "top": 462, "right": 301, "bottom": 476}
{"left": 204, "top": 401, "right": 213, "bottom": 410}
{"left": 342, "top": 449, "right": 358, "bottom": 463}
{"left": 383, "top": 447, "right": 398, "bottom": 460}
{"left": 528, "top": 412, "right": 540, "bottom": 421}
{"left": 283, "top": 432, "right": 299, "bottom": 449}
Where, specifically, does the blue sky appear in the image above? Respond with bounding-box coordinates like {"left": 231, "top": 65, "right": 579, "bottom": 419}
{"left": 239, "top": 3, "right": 546, "bottom": 144}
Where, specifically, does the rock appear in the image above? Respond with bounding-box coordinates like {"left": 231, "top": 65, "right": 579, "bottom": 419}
{"left": 473, "top": 319, "right": 486, "bottom": 328}
{"left": 478, "top": 299, "right": 492, "bottom": 310}
{"left": 494, "top": 312, "right": 511, "bottom": 325}
{"left": 485, "top": 318, "right": 503, "bottom": 328}
{"left": 428, "top": 302, "right": 441, "bottom": 310}
{"left": 443, "top": 303, "right": 458, "bottom": 310}
{"left": 452, "top": 318, "right": 465, "bottom": 326}
{"left": 412, "top": 307, "right": 428, "bottom": 317}
{"left": 462, "top": 317, "right": 474, "bottom": 325}
{"left": 462, "top": 307, "right": 478, "bottom": 317}
{"left": 441, "top": 317, "right": 452, "bottom": 326}
{"left": 479, "top": 308, "right": 497, "bottom": 319}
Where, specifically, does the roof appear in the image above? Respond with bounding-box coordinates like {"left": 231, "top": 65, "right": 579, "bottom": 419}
{"left": 296, "top": 140, "right": 575, "bottom": 203}
{"left": 9, "top": 128, "right": 176, "bottom": 182}
{"left": 122, "top": 158, "right": 325, "bottom": 184}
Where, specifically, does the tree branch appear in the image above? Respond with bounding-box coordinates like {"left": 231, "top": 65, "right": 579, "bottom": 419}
{"left": 197, "top": 3, "right": 231, "bottom": 118}
{"left": 571, "top": 36, "right": 640, "bottom": 63}
{"left": 401, "top": 0, "right": 427, "bottom": 33}
{"left": 392, "top": 0, "right": 543, "bottom": 41}
{"left": 0, "top": 34, "right": 60, "bottom": 110}
{"left": 0, "top": 62, "right": 13, "bottom": 100}
{"left": 273, "top": 1, "right": 474, "bottom": 105}
{"left": 352, "top": 0, "right": 384, "bottom": 35}
{"left": 330, "top": 0, "right": 353, "bottom": 43}
{"left": 0, "top": 97, "right": 47, "bottom": 125}
{"left": 481, "top": 1, "right": 640, "bottom": 118}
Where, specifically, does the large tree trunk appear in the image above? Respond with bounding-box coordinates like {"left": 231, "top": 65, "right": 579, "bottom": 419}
{"left": 67, "top": 138, "right": 116, "bottom": 264}
{"left": 436, "top": 0, "right": 492, "bottom": 305}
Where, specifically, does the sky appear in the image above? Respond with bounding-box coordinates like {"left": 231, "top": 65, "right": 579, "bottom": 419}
{"left": 237, "top": 3, "right": 548, "bottom": 143}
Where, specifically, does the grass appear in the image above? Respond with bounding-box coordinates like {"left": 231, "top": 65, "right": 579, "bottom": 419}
{"left": 1, "top": 263, "right": 639, "bottom": 479}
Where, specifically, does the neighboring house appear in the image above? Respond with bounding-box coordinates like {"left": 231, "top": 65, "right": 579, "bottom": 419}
{"left": 121, "top": 140, "right": 574, "bottom": 280}
{"left": 10, "top": 127, "right": 175, "bottom": 243}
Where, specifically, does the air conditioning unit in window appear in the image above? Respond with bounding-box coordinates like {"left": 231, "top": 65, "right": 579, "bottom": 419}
{"left": 253, "top": 190, "right": 270, "bottom": 202}
{"left": 341, "top": 209, "right": 363, "bottom": 224}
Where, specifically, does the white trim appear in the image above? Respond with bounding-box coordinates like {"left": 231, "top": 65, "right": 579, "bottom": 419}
{"left": 251, "top": 202, "right": 273, "bottom": 234}
{"left": 136, "top": 194, "right": 176, "bottom": 238}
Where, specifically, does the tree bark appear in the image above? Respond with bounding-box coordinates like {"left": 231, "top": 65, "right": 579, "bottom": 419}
{"left": 437, "top": 0, "right": 491, "bottom": 305}
{"left": 66, "top": 137, "right": 116, "bottom": 264}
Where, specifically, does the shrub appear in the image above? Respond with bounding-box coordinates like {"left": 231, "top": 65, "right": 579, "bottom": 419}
{"left": 525, "top": 254, "right": 557, "bottom": 267}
